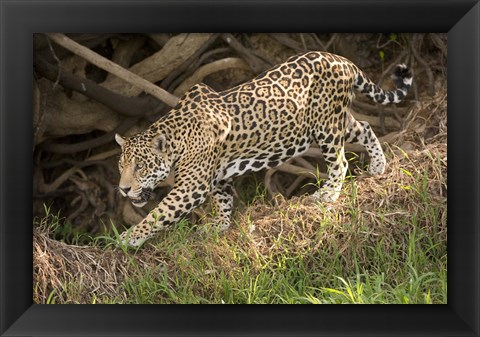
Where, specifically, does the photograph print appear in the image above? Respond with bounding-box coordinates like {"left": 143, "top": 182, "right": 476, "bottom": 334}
{"left": 33, "top": 33, "right": 447, "bottom": 304}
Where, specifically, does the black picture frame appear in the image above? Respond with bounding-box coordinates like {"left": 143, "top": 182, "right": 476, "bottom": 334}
{"left": 1, "top": 0, "right": 479, "bottom": 336}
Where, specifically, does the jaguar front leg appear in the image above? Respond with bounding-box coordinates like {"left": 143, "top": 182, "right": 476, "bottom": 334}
{"left": 119, "top": 182, "right": 210, "bottom": 247}
{"left": 209, "top": 179, "right": 234, "bottom": 232}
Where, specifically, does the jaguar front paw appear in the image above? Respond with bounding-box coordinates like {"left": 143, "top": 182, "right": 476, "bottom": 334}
{"left": 118, "top": 229, "right": 149, "bottom": 248}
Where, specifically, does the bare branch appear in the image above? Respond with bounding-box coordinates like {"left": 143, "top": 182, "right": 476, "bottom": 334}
{"left": 222, "top": 34, "right": 271, "bottom": 73}
{"left": 45, "top": 33, "right": 180, "bottom": 107}
{"left": 102, "top": 33, "right": 215, "bottom": 98}
{"left": 41, "top": 117, "right": 138, "bottom": 154}
{"left": 34, "top": 55, "right": 160, "bottom": 117}
{"left": 173, "top": 57, "right": 251, "bottom": 96}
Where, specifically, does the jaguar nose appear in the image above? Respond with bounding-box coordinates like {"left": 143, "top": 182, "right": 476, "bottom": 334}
{"left": 119, "top": 186, "right": 131, "bottom": 196}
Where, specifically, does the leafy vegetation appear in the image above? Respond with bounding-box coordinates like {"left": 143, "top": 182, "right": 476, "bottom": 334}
{"left": 34, "top": 144, "right": 447, "bottom": 304}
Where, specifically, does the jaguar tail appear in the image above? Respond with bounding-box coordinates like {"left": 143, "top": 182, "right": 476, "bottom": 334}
{"left": 354, "top": 64, "right": 413, "bottom": 105}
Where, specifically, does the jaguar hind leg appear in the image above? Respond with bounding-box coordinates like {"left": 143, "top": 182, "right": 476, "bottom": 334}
{"left": 345, "top": 115, "right": 386, "bottom": 175}
{"left": 313, "top": 142, "right": 349, "bottom": 203}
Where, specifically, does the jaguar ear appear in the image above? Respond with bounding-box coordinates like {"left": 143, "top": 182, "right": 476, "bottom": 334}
{"left": 151, "top": 134, "right": 167, "bottom": 153}
{"left": 115, "top": 133, "right": 126, "bottom": 147}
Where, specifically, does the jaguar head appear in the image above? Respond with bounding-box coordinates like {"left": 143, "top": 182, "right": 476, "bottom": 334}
{"left": 115, "top": 133, "right": 171, "bottom": 207}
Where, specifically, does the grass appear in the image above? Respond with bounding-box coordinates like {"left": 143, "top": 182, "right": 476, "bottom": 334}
{"left": 33, "top": 143, "right": 447, "bottom": 304}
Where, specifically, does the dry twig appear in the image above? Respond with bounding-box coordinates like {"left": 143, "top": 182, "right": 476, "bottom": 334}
{"left": 45, "top": 33, "right": 180, "bottom": 107}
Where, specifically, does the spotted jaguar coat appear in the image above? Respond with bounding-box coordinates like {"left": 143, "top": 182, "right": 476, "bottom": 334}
{"left": 115, "top": 51, "right": 412, "bottom": 247}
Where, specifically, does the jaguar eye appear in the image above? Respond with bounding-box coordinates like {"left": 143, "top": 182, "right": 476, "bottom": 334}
{"left": 134, "top": 162, "right": 144, "bottom": 171}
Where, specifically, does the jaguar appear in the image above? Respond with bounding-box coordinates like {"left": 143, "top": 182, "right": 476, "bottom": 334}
{"left": 115, "top": 51, "right": 412, "bottom": 247}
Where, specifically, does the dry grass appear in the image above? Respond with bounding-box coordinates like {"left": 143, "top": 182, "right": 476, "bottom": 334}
{"left": 33, "top": 140, "right": 447, "bottom": 303}
{"left": 246, "top": 141, "right": 446, "bottom": 262}
{"left": 34, "top": 83, "right": 447, "bottom": 304}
